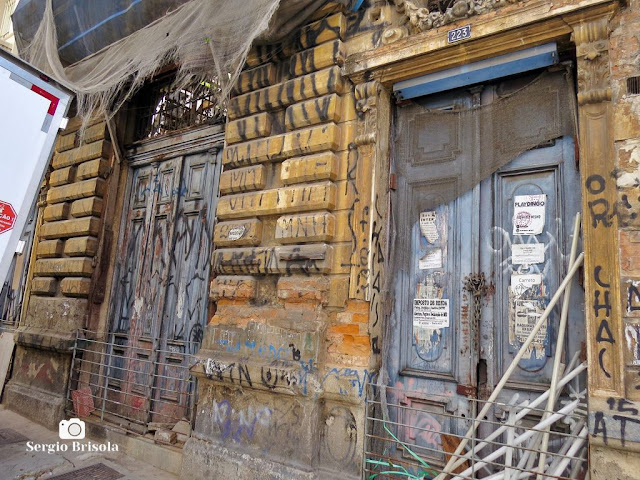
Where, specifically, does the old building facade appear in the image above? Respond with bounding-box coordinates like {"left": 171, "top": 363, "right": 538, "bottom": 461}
{"left": 3, "top": 0, "right": 640, "bottom": 478}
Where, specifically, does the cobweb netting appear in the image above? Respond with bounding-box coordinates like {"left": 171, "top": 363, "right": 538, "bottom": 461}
{"left": 19, "top": 0, "right": 342, "bottom": 134}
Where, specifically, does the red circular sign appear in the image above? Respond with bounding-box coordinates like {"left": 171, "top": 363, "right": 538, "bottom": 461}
{"left": 0, "top": 201, "right": 17, "bottom": 235}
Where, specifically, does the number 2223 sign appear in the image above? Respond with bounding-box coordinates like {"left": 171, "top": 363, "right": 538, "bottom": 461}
{"left": 447, "top": 25, "right": 471, "bottom": 43}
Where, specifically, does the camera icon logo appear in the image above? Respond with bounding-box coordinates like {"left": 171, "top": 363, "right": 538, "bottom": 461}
{"left": 59, "top": 418, "right": 85, "bottom": 440}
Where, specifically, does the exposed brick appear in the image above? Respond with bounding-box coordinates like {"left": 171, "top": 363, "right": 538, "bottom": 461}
{"left": 277, "top": 275, "right": 329, "bottom": 303}
{"left": 40, "top": 217, "right": 101, "bottom": 239}
{"left": 47, "top": 178, "right": 106, "bottom": 204}
{"left": 347, "top": 299, "right": 370, "bottom": 314}
{"left": 36, "top": 240, "right": 64, "bottom": 259}
{"left": 49, "top": 167, "right": 76, "bottom": 187}
{"left": 70, "top": 197, "right": 104, "bottom": 218}
{"left": 60, "top": 277, "right": 92, "bottom": 297}
{"left": 328, "top": 324, "right": 359, "bottom": 334}
{"left": 34, "top": 257, "right": 94, "bottom": 277}
{"left": 52, "top": 140, "right": 112, "bottom": 169}
{"left": 217, "top": 182, "right": 336, "bottom": 220}
{"left": 31, "top": 277, "right": 57, "bottom": 295}
{"left": 76, "top": 158, "right": 110, "bottom": 180}
{"left": 64, "top": 236, "right": 99, "bottom": 257}
{"left": 219, "top": 165, "right": 266, "bottom": 195}
{"left": 621, "top": 229, "right": 640, "bottom": 274}
{"left": 223, "top": 123, "right": 341, "bottom": 168}
{"left": 43, "top": 203, "right": 70, "bottom": 222}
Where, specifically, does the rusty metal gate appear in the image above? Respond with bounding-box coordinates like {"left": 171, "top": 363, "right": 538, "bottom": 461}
{"left": 104, "top": 126, "right": 222, "bottom": 427}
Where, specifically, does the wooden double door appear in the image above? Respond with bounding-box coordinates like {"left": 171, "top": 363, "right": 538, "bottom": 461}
{"left": 105, "top": 134, "right": 221, "bottom": 427}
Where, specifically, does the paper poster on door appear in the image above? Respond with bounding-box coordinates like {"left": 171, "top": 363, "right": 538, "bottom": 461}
{"left": 510, "top": 274, "right": 542, "bottom": 296}
{"left": 513, "top": 194, "right": 546, "bottom": 235}
{"left": 512, "top": 243, "right": 545, "bottom": 265}
{"left": 420, "top": 211, "right": 439, "bottom": 244}
{"left": 419, "top": 249, "right": 442, "bottom": 269}
{"left": 513, "top": 299, "right": 547, "bottom": 350}
{"left": 413, "top": 298, "right": 450, "bottom": 328}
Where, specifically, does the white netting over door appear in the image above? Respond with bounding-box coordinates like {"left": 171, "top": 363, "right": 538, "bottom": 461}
{"left": 20, "top": 0, "right": 284, "bottom": 131}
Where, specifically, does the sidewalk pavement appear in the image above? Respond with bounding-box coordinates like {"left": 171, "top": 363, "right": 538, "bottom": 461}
{"left": 0, "top": 406, "right": 179, "bottom": 480}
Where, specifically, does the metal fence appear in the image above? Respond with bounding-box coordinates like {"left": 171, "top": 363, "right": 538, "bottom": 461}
{"left": 66, "top": 330, "right": 200, "bottom": 435}
{"left": 364, "top": 368, "right": 588, "bottom": 480}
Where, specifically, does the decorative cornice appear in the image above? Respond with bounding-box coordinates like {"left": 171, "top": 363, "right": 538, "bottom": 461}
{"left": 393, "top": 0, "right": 520, "bottom": 33}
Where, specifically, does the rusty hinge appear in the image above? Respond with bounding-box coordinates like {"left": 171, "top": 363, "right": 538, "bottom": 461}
{"left": 457, "top": 384, "right": 477, "bottom": 397}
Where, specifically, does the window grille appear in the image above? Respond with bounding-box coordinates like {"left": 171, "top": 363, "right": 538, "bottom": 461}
{"left": 133, "top": 75, "right": 226, "bottom": 141}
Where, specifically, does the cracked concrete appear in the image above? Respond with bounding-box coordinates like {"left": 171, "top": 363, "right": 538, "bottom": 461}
{"left": 0, "top": 407, "right": 178, "bottom": 480}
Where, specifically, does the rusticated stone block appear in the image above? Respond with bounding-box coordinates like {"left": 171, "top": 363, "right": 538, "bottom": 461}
{"left": 43, "top": 203, "right": 70, "bottom": 222}
{"left": 40, "top": 217, "right": 101, "bottom": 239}
{"left": 36, "top": 240, "right": 64, "bottom": 259}
{"left": 245, "top": 13, "right": 345, "bottom": 67}
{"left": 223, "top": 123, "right": 340, "bottom": 168}
{"left": 285, "top": 94, "right": 342, "bottom": 131}
{"left": 34, "top": 257, "right": 94, "bottom": 277}
{"left": 31, "top": 277, "right": 57, "bottom": 295}
{"left": 275, "top": 212, "right": 335, "bottom": 243}
{"left": 232, "top": 63, "right": 276, "bottom": 96}
{"left": 60, "top": 277, "right": 92, "bottom": 297}
{"left": 22, "top": 295, "right": 88, "bottom": 331}
{"left": 82, "top": 121, "right": 107, "bottom": 144}
{"left": 76, "top": 158, "right": 110, "bottom": 180}
{"left": 219, "top": 165, "right": 266, "bottom": 195}
{"left": 46, "top": 178, "right": 106, "bottom": 204}
{"left": 49, "top": 167, "right": 75, "bottom": 187}
{"left": 52, "top": 140, "right": 111, "bottom": 169}
{"left": 64, "top": 236, "right": 99, "bottom": 257}
{"left": 214, "top": 219, "right": 263, "bottom": 247}
{"left": 281, "top": 152, "right": 338, "bottom": 185}
{"left": 227, "top": 66, "right": 345, "bottom": 120}
{"left": 210, "top": 276, "right": 257, "bottom": 300}
{"left": 216, "top": 181, "right": 336, "bottom": 220}
{"left": 289, "top": 40, "right": 345, "bottom": 77}
{"left": 70, "top": 197, "right": 103, "bottom": 218}
{"left": 226, "top": 112, "right": 273, "bottom": 145}
{"left": 212, "top": 243, "right": 333, "bottom": 275}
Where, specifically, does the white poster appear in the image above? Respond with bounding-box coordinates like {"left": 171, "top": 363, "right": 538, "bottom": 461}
{"left": 514, "top": 299, "right": 547, "bottom": 344}
{"left": 420, "top": 211, "right": 439, "bottom": 243}
{"left": 413, "top": 298, "right": 450, "bottom": 328}
{"left": 510, "top": 274, "right": 542, "bottom": 296}
{"left": 513, "top": 194, "right": 546, "bottom": 235}
{"left": 419, "top": 249, "right": 442, "bottom": 270}
{"left": 512, "top": 243, "right": 545, "bottom": 265}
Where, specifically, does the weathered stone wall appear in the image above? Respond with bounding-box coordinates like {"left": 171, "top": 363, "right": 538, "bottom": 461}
{"left": 184, "top": 3, "right": 390, "bottom": 478}
{"left": 4, "top": 116, "right": 114, "bottom": 429}
{"left": 585, "top": 1, "right": 640, "bottom": 473}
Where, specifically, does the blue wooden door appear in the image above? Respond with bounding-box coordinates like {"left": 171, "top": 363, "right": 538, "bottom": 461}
{"left": 389, "top": 71, "right": 583, "bottom": 469}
